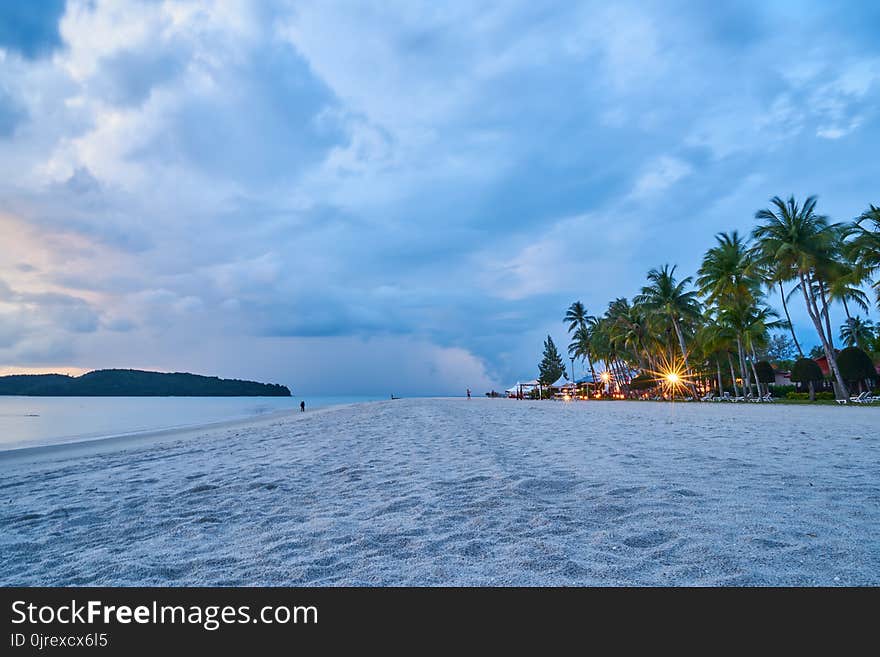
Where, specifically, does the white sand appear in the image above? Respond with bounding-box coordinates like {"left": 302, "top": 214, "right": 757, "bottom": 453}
{"left": 1, "top": 398, "right": 878, "bottom": 586}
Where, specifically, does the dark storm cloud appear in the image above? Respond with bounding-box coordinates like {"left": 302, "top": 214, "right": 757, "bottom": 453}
{"left": 0, "top": 1, "right": 878, "bottom": 391}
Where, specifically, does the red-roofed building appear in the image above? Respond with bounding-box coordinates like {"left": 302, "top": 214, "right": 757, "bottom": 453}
{"left": 814, "top": 353, "right": 880, "bottom": 380}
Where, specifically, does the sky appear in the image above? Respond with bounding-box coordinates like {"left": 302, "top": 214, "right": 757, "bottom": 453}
{"left": 0, "top": 1, "right": 878, "bottom": 395}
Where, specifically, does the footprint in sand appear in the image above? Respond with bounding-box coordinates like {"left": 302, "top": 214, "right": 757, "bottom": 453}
{"left": 515, "top": 478, "right": 578, "bottom": 496}
{"left": 622, "top": 530, "right": 675, "bottom": 549}
{"left": 185, "top": 483, "right": 219, "bottom": 495}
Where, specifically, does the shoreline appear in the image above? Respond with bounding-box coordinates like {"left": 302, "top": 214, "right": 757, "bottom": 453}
{"left": 0, "top": 400, "right": 383, "bottom": 465}
{"left": 0, "top": 397, "right": 880, "bottom": 462}
{"left": 3, "top": 395, "right": 874, "bottom": 465}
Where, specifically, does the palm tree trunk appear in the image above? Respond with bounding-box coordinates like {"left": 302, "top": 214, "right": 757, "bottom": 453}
{"left": 670, "top": 316, "right": 699, "bottom": 398}
{"left": 587, "top": 353, "right": 597, "bottom": 388}
{"left": 608, "top": 359, "right": 619, "bottom": 393}
{"left": 671, "top": 317, "right": 689, "bottom": 368}
{"left": 799, "top": 271, "right": 848, "bottom": 399}
{"left": 778, "top": 282, "right": 803, "bottom": 357}
{"left": 819, "top": 280, "right": 834, "bottom": 350}
{"left": 736, "top": 334, "right": 752, "bottom": 397}
{"left": 715, "top": 360, "right": 724, "bottom": 397}
{"left": 842, "top": 297, "right": 852, "bottom": 322}
{"left": 618, "top": 359, "right": 631, "bottom": 385}
{"left": 612, "top": 359, "right": 628, "bottom": 392}
{"left": 727, "top": 352, "right": 740, "bottom": 398}
{"left": 749, "top": 346, "right": 763, "bottom": 398}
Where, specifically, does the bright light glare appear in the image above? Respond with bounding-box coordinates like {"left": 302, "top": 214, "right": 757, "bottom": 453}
{"left": 665, "top": 372, "right": 680, "bottom": 384}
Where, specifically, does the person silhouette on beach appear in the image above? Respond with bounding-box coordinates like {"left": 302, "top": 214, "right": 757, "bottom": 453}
{"left": 300, "top": 400, "right": 305, "bottom": 412}
{"left": 467, "top": 388, "right": 471, "bottom": 399}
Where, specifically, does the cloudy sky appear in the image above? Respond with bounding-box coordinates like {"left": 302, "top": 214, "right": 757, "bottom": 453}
{"left": 0, "top": 1, "right": 878, "bottom": 394}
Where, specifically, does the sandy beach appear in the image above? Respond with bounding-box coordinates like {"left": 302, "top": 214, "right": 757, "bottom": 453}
{"left": 1, "top": 398, "right": 878, "bottom": 586}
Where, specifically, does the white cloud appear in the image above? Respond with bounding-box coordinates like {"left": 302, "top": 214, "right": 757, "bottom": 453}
{"left": 632, "top": 156, "right": 693, "bottom": 197}
{"left": 816, "top": 118, "right": 863, "bottom": 140}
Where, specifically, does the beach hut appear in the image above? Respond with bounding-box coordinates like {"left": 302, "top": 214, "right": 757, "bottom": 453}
{"left": 549, "top": 375, "right": 576, "bottom": 399}
{"left": 551, "top": 375, "right": 573, "bottom": 389}
{"left": 574, "top": 374, "right": 599, "bottom": 398}
{"left": 773, "top": 370, "right": 791, "bottom": 386}
{"left": 515, "top": 379, "right": 542, "bottom": 399}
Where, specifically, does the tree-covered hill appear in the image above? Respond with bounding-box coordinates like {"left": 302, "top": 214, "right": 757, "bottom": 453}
{"left": 0, "top": 369, "right": 291, "bottom": 396}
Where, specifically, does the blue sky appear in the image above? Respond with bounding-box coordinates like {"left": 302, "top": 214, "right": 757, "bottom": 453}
{"left": 0, "top": 1, "right": 878, "bottom": 394}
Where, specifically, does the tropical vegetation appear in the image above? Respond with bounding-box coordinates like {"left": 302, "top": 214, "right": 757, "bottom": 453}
{"left": 555, "top": 196, "right": 880, "bottom": 401}
{"left": 0, "top": 369, "right": 291, "bottom": 396}
{"left": 538, "top": 335, "right": 567, "bottom": 385}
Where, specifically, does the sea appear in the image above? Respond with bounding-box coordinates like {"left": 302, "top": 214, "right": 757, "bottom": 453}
{"left": 0, "top": 395, "right": 382, "bottom": 451}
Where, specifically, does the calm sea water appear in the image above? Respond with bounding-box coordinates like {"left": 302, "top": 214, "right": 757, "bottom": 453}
{"left": 0, "top": 395, "right": 382, "bottom": 451}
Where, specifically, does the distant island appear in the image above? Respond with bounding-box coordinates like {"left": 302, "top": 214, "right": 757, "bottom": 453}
{"left": 0, "top": 369, "right": 291, "bottom": 397}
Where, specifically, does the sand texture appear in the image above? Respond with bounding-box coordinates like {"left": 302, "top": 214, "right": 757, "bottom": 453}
{"left": 1, "top": 398, "right": 878, "bottom": 585}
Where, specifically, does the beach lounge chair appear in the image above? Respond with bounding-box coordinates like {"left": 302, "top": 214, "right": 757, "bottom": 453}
{"left": 761, "top": 393, "right": 774, "bottom": 402}
{"left": 850, "top": 392, "right": 869, "bottom": 403}
{"left": 700, "top": 393, "right": 714, "bottom": 402}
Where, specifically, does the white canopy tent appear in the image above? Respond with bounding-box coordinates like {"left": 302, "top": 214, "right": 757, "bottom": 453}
{"left": 506, "top": 379, "right": 542, "bottom": 398}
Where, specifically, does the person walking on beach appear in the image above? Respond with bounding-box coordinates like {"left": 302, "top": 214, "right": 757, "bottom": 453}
{"left": 300, "top": 400, "right": 305, "bottom": 412}
{"left": 467, "top": 388, "right": 471, "bottom": 399}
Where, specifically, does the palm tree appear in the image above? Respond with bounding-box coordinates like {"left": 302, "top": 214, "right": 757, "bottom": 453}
{"left": 564, "top": 301, "right": 590, "bottom": 333}
{"left": 604, "top": 298, "right": 647, "bottom": 393}
{"left": 839, "top": 316, "right": 875, "bottom": 350}
{"left": 698, "top": 231, "right": 772, "bottom": 397}
{"left": 827, "top": 271, "right": 870, "bottom": 321}
{"left": 595, "top": 312, "right": 627, "bottom": 391}
{"left": 751, "top": 247, "right": 804, "bottom": 358}
{"left": 846, "top": 204, "right": 880, "bottom": 309}
{"left": 716, "top": 300, "right": 767, "bottom": 397}
{"left": 695, "top": 320, "right": 736, "bottom": 397}
{"left": 567, "top": 324, "right": 596, "bottom": 385}
{"left": 634, "top": 265, "right": 702, "bottom": 380}
{"left": 697, "top": 231, "right": 761, "bottom": 306}
{"left": 825, "top": 227, "right": 871, "bottom": 321}
{"left": 609, "top": 298, "right": 654, "bottom": 371}
{"left": 564, "top": 301, "right": 597, "bottom": 384}
{"left": 752, "top": 196, "right": 849, "bottom": 399}
{"left": 587, "top": 318, "right": 614, "bottom": 392}
{"left": 740, "top": 304, "right": 783, "bottom": 397}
